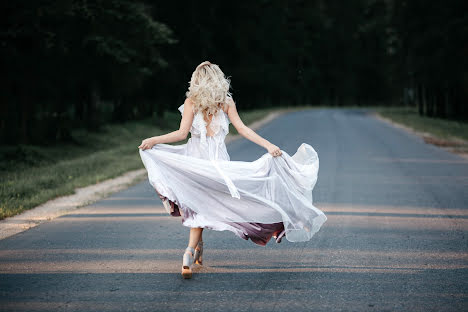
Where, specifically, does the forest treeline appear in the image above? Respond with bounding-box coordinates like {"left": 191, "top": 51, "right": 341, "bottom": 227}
{"left": 1, "top": 0, "right": 467, "bottom": 145}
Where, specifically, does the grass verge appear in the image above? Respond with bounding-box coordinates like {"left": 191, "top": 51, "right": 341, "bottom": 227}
{"left": 374, "top": 106, "right": 468, "bottom": 154}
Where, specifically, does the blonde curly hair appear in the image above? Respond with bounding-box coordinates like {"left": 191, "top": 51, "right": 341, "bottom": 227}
{"left": 185, "top": 61, "right": 233, "bottom": 117}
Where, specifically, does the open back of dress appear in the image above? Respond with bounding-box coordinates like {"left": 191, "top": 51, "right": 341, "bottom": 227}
{"left": 139, "top": 102, "right": 327, "bottom": 246}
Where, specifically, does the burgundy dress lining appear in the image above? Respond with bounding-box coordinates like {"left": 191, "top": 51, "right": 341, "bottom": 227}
{"left": 154, "top": 187, "right": 286, "bottom": 246}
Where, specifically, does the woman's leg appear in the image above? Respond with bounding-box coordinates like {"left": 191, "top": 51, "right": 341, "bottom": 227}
{"left": 187, "top": 227, "right": 203, "bottom": 249}
{"left": 187, "top": 228, "right": 205, "bottom": 267}
{"left": 182, "top": 228, "right": 201, "bottom": 279}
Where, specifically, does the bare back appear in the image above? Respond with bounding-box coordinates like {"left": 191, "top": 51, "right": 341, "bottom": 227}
{"left": 202, "top": 103, "right": 228, "bottom": 137}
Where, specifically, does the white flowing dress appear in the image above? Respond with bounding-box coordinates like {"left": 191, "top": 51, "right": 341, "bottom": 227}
{"left": 139, "top": 103, "right": 327, "bottom": 246}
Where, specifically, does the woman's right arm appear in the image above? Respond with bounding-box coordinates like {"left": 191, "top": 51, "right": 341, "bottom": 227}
{"left": 138, "top": 98, "right": 194, "bottom": 150}
{"left": 226, "top": 98, "right": 282, "bottom": 157}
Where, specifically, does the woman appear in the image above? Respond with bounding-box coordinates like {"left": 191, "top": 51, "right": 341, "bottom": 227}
{"left": 139, "top": 61, "right": 327, "bottom": 279}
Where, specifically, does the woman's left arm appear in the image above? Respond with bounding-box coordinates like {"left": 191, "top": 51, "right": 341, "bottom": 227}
{"left": 138, "top": 99, "right": 195, "bottom": 150}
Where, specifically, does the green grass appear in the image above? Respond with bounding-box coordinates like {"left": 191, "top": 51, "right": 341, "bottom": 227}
{"left": 0, "top": 106, "right": 304, "bottom": 220}
{"left": 374, "top": 106, "right": 468, "bottom": 142}
{"left": 0, "top": 119, "right": 173, "bottom": 220}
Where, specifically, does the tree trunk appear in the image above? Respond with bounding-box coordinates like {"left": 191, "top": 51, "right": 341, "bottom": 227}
{"left": 417, "top": 84, "right": 423, "bottom": 116}
{"left": 426, "top": 88, "right": 434, "bottom": 118}
{"left": 435, "top": 87, "right": 445, "bottom": 118}
{"left": 19, "top": 91, "right": 30, "bottom": 144}
{"left": 86, "top": 82, "right": 100, "bottom": 131}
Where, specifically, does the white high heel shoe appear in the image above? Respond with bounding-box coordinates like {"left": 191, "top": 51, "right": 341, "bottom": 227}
{"left": 181, "top": 246, "right": 195, "bottom": 279}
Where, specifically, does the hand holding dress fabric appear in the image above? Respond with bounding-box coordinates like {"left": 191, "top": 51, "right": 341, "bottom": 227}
{"left": 267, "top": 143, "right": 282, "bottom": 157}
{"left": 139, "top": 137, "right": 157, "bottom": 150}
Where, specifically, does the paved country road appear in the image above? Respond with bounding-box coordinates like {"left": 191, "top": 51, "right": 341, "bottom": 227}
{"left": 1, "top": 108, "right": 467, "bottom": 312}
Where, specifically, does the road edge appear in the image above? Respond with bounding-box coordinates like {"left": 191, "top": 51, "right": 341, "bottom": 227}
{"left": 370, "top": 111, "right": 468, "bottom": 160}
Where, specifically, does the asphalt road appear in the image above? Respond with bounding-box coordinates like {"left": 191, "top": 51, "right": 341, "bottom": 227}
{"left": 1, "top": 108, "right": 467, "bottom": 312}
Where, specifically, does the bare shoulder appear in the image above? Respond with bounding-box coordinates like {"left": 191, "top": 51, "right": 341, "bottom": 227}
{"left": 224, "top": 97, "right": 246, "bottom": 131}
{"left": 184, "top": 97, "right": 193, "bottom": 106}
{"left": 184, "top": 97, "right": 194, "bottom": 113}
{"left": 224, "top": 97, "right": 236, "bottom": 114}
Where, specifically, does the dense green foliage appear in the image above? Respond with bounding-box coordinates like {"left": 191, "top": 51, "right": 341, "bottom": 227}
{"left": 391, "top": 0, "right": 468, "bottom": 119}
{"left": 1, "top": 0, "right": 467, "bottom": 145}
{"left": 1, "top": 0, "right": 175, "bottom": 144}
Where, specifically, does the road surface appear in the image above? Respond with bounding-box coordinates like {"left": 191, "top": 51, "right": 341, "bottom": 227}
{"left": 1, "top": 108, "right": 467, "bottom": 311}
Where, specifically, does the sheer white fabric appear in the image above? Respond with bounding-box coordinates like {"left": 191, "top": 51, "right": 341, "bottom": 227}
{"left": 139, "top": 103, "right": 327, "bottom": 243}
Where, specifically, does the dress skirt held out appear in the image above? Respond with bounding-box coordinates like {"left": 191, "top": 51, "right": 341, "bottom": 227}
{"left": 139, "top": 103, "right": 327, "bottom": 246}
